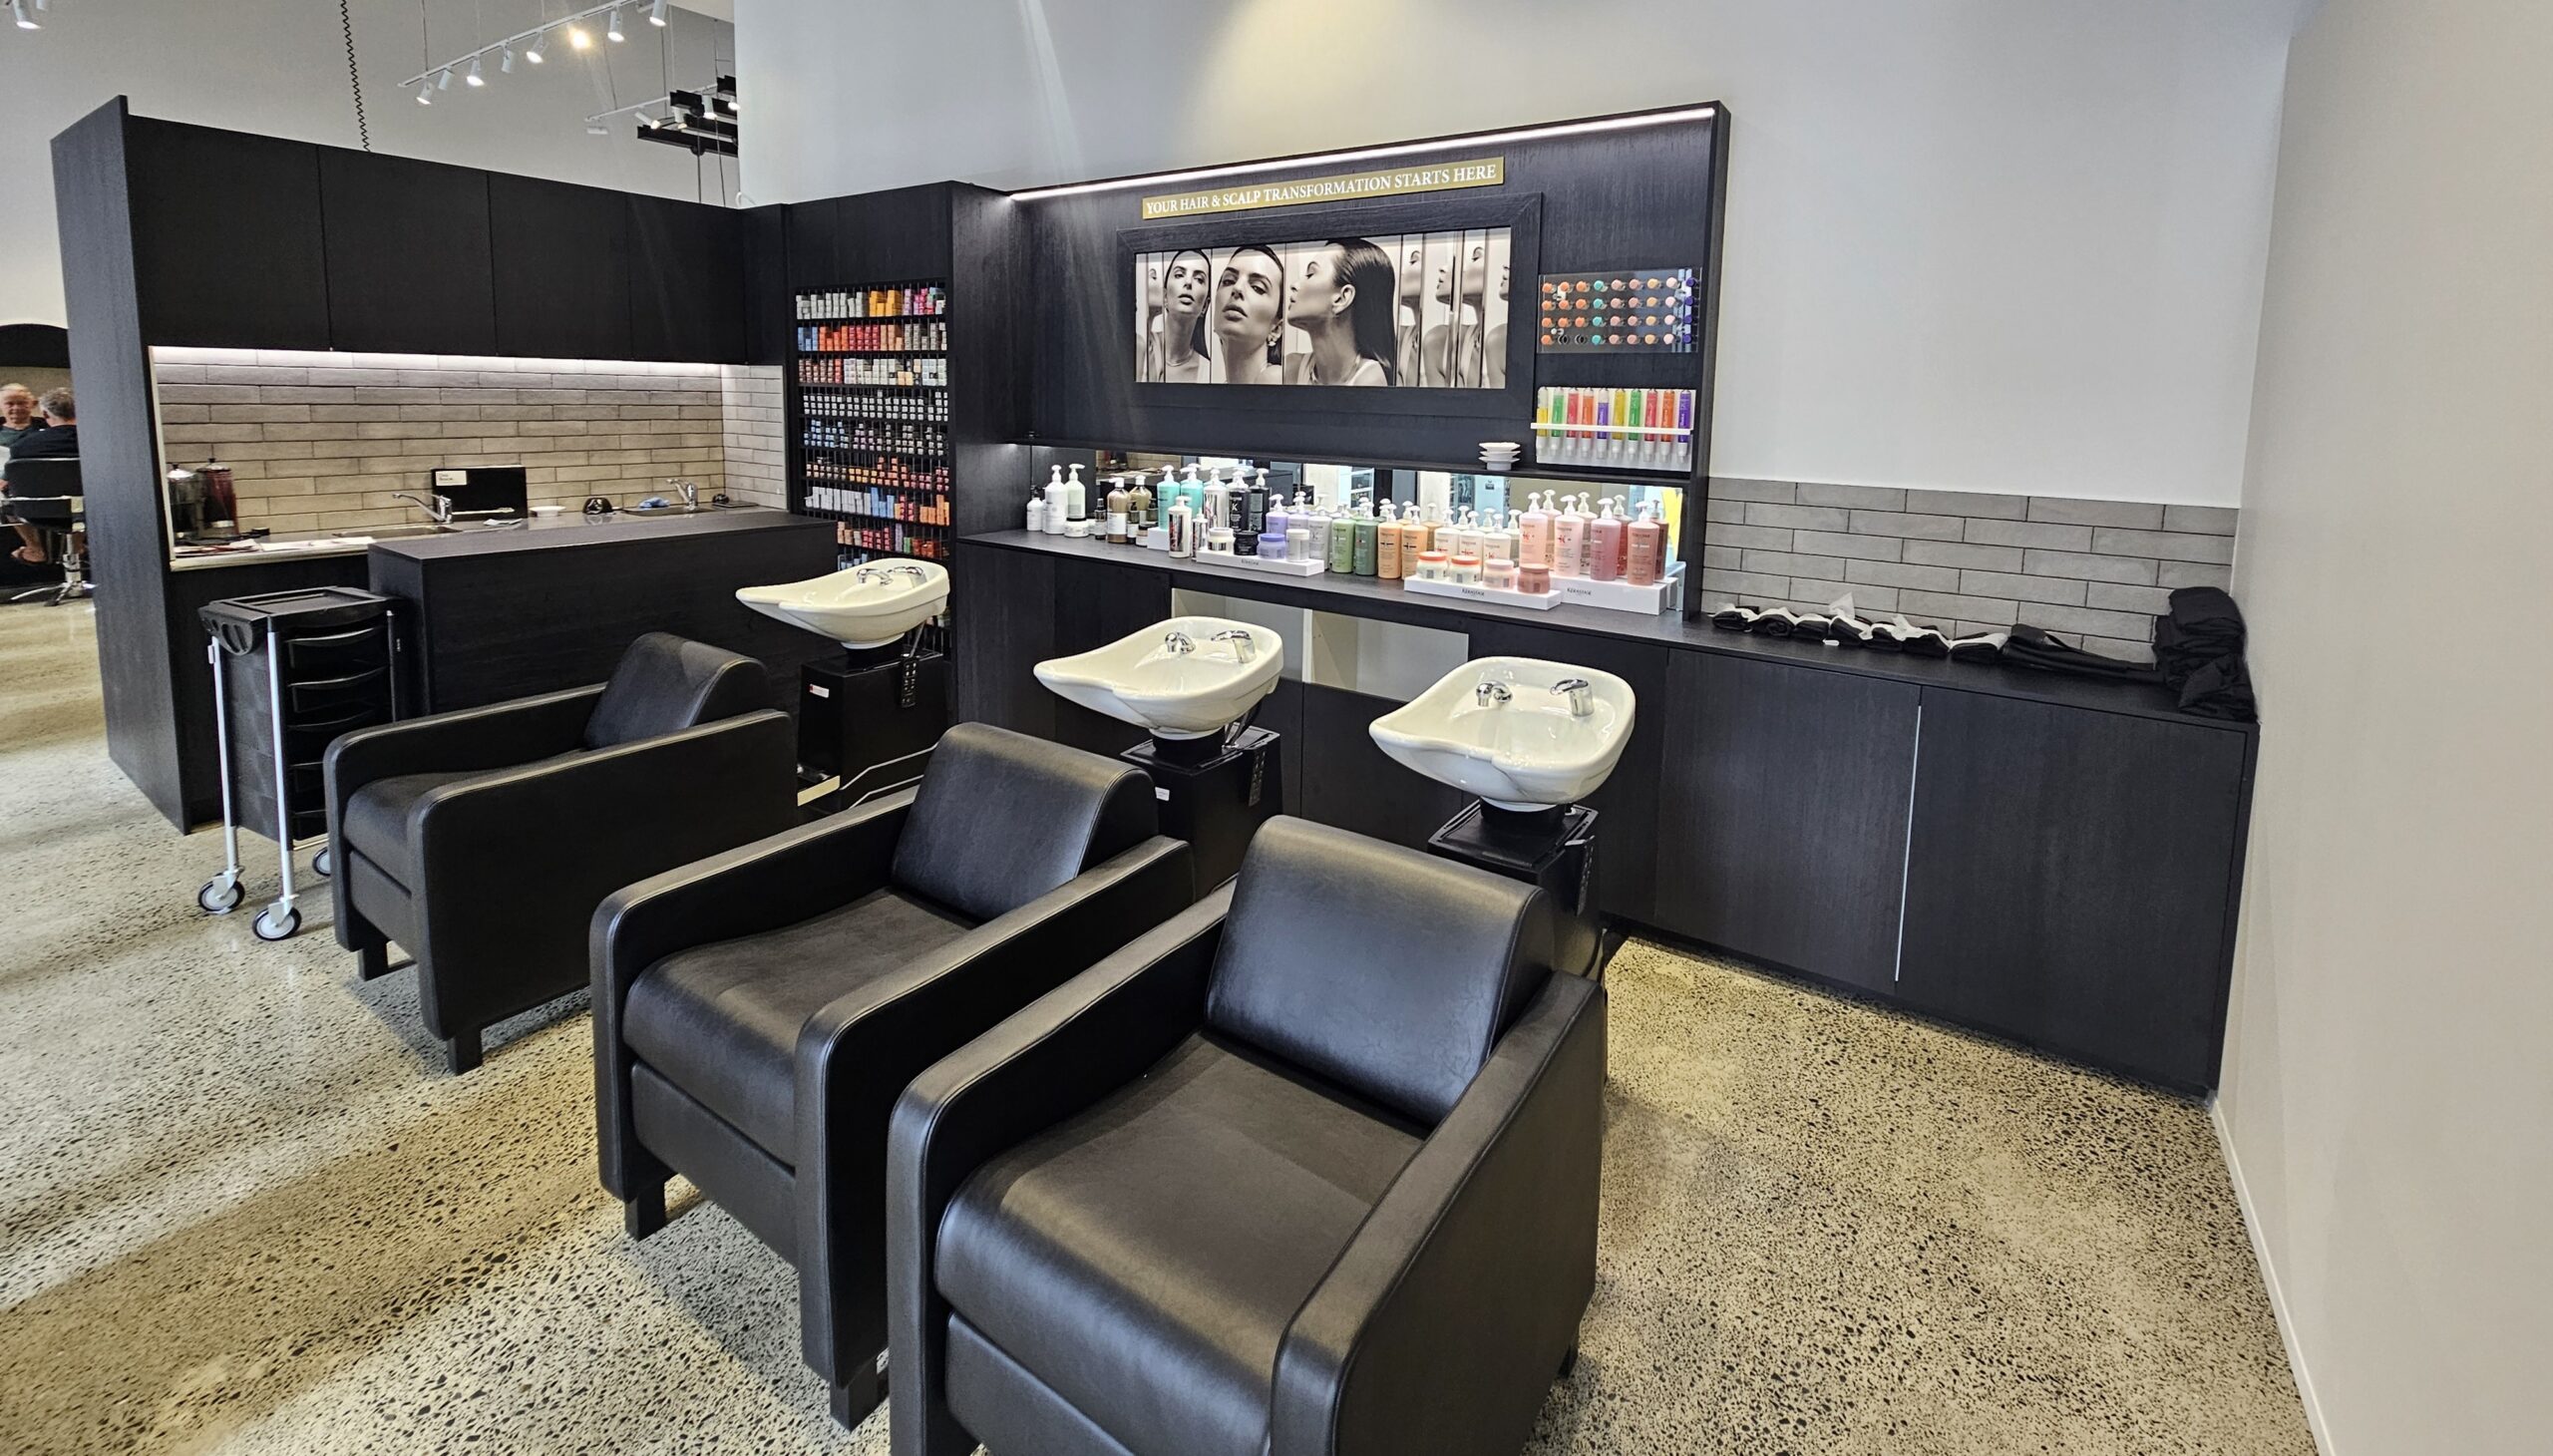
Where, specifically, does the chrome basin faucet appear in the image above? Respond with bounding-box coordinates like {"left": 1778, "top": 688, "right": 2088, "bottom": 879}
{"left": 1551, "top": 678, "right": 1594, "bottom": 717}
{"left": 1209, "top": 628, "right": 1257, "bottom": 662}
{"left": 392, "top": 491, "right": 455, "bottom": 526}
{"left": 1475, "top": 681, "right": 1513, "bottom": 707}
{"left": 1163, "top": 630, "right": 1196, "bottom": 654}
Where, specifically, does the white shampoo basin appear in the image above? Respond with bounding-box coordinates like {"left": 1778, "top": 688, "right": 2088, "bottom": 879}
{"left": 736, "top": 560, "right": 949, "bottom": 649}
{"left": 1034, "top": 616, "right": 1285, "bottom": 739}
{"left": 1368, "top": 656, "right": 1637, "bottom": 810}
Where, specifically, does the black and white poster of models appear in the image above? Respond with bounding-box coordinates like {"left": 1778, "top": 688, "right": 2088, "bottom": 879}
{"left": 1135, "top": 228, "right": 1512, "bottom": 388}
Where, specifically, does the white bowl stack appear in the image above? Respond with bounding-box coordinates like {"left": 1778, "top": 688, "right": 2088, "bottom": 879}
{"left": 1479, "top": 440, "right": 1522, "bottom": 474}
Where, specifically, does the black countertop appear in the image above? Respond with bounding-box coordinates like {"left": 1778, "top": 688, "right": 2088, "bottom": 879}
{"left": 963, "top": 530, "right": 2249, "bottom": 733}
{"left": 368, "top": 506, "right": 817, "bottom": 561}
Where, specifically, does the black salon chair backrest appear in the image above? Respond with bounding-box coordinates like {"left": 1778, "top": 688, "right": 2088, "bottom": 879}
{"left": 889, "top": 723, "right": 1157, "bottom": 923}
{"left": 3, "top": 456, "right": 82, "bottom": 496}
{"left": 582, "top": 631, "right": 773, "bottom": 750}
{"left": 1205, "top": 816, "right": 1553, "bottom": 1127}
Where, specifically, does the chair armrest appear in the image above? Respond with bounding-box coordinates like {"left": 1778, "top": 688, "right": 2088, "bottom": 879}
{"left": 794, "top": 836, "right": 1199, "bottom": 1389}
{"left": 398, "top": 710, "right": 798, "bottom": 1032}
{"left": 1272, "top": 971, "right": 1608, "bottom": 1456}
{"left": 587, "top": 790, "right": 913, "bottom": 1199}
{"left": 325, "top": 684, "right": 605, "bottom": 950}
{"left": 881, "top": 886, "right": 1227, "bottom": 1456}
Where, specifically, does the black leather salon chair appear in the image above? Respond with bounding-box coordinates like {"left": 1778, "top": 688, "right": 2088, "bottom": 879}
{"left": 592, "top": 722, "right": 1194, "bottom": 1426}
{"left": 886, "top": 816, "right": 1606, "bottom": 1456}
{"left": 326, "top": 632, "right": 796, "bottom": 1074}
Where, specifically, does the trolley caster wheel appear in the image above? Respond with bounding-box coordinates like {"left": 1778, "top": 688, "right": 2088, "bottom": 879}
{"left": 313, "top": 849, "right": 334, "bottom": 879}
{"left": 198, "top": 875, "right": 244, "bottom": 915}
{"left": 252, "top": 905, "right": 302, "bottom": 941}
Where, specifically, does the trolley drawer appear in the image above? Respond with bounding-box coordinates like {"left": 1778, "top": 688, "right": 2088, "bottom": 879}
{"left": 285, "top": 666, "right": 391, "bottom": 718}
{"left": 283, "top": 625, "right": 390, "bottom": 677}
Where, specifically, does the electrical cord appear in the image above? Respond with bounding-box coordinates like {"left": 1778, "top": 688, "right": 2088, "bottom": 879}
{"left": 340, "top": 0, "right": 372, "bottom": 152}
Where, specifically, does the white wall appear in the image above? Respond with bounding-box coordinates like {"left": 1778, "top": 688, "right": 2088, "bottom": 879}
{"left": 737, "top": 0, "right": 2306, "bottom": 505}
{"left": 0, "top": 1, "right": 739, "bottom": 328}
{"left": 2217, "top": 0, "right": 2553, "bottom": 1451}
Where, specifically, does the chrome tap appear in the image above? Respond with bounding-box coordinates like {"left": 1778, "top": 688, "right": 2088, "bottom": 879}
{"left": 853, "top": 563, "right": 929, "bottom": 586}
{"left": 1209, "top": 628, "right": 1257, "bottom": 662}
{"left": 1474, "top": 681, "right": 1513, "bottom": 707}
{"left": 392, "top": 491, "right": 454, "bottom": 526}
{"left": 1163, "top": 630, "right": 1196, "bottom": 654}
{"left": 1551, "top": 678, "right": 1594, "bottom": 717}
{"left": 671, "top": 478, "right": 700, "bottom": 510}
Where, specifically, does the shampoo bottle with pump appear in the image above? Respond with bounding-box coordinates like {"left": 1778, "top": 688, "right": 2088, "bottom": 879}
{"left": 1265, "top": 494, "right": 1291, "bottom": 554}
{"left": 1025, "top": 479, "right": 1048, "bottom": 534}
{"left": 1127, "top": 473, "right": 1154, "bottom": 537}
{"left": 1105, "top": 478, "right": 1131, "bottom": 545}
{"left": 1519, "top": 492, "right": 1553, "bottom": 568}
{"left": 1376, "top": 502, "right": 1403, "bottom": 580}
{"left": 1588, "top": 498, "right": 1625, "bottom": 581}
{"left": 1040, "top": 466, "right": 1066, "bottom": 535}
{"left": 1626, "top": 499, "right": 1665, "bottom": 585}
{"left": 1167, "top": 497, "right": 1196, "bottom": 557}
{"left": 1327, "top": 508, "right": 1356, "bottom": 574}
{"left": 1553, "top": 495, "right": 1588, "bottom": 576}
{"left": 1203, "top": 473, "right": 1232, "bottom": 533}
{"left": 1453, "top": 508, "right": 1484, "bottom": 561}
{"left": 1352, "top": 506, "right": 1379, "bottom": 576}
{"left": 1063, "top": 465, "right": 1090, "bottom": 537}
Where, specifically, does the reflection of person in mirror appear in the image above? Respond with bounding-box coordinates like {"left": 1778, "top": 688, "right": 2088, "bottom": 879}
{"left": 1156, "top": 248, "right": 1212, "bottom": 383}
{"left": 1211, "top": 244, "right": 1286, "bottom": 385}
{"left": 1137, "top": 257, "right": 1165, "bottom": 381}
{"left": 1282, "top": 239, "right": 1396, "bottom": 386}
{"left": 1394, "top": 238, "right": 1427, "bottom": 387}
{"left": 1482, "top": 235, "right": 1511, "bottom": 388}
{"left": 1426, "top": 234, "right": 1492, "bottom": 386}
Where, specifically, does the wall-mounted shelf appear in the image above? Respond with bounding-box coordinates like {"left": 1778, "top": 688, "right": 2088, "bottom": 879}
{"left": 789, "top": 280, "right": 953, "bottom": 565}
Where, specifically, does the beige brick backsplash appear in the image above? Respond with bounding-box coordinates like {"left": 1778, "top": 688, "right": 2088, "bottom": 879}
{"left": 152, "top": 349, "right": 731, "bottom": 535}
{"left": 1701, "top": 477, "right": 2241, "bottom": 655}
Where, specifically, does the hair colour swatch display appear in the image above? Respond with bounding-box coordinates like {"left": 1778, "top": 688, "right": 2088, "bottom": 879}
{"left": 1135, "top": 228, "right": 1512, "bottom": 389}
{"left": 1535, "top": 268, "right": 1696, "bottom": 352}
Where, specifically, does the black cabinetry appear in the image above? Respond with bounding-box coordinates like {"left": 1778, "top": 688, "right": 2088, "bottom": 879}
{"left": 490, "top": 174, "right": 633, "bottom": 360}
{"left": 317, "top": 150, "right": 499, "bottom": 356}
{"left": 1655, "top": 652, "right": 1919, "bottom": 995}
{"left": 125, "top": 120, "right": 330, "bottom": 350}
{"left": 1896, "top": 690, "right": 2249, "bottom": 1092}
{"left": 629, "top": 194, "right": 747, "bottom": 363}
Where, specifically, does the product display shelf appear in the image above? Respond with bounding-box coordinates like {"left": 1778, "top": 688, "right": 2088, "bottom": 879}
{"left": 790, "top": 279, "right": 955, "bottom": 568}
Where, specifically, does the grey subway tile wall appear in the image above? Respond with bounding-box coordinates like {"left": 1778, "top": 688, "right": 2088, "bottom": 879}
{"left": 717, "top": 364, "right": 786, "bottom": 509}
{"left": 152, "top": 349, "right": 737, "bottom": 536}
{"left": 1700, "top": 479, "right": 2239, "bottom": 662}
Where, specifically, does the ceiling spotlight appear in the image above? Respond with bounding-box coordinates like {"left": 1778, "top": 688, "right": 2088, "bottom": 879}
{"left": 416, "top": 81, "right": 434, "bottom": 106}
{"left": 605, "top": 8, "right": 625, "bottom": 42}
{"left": 500, "top": 46, "right": 515, "bottom": 74}
{"left": 525, "top": 31, "right": 546, "bottom": 62}
{"left": 465, "top": 56, "right": 485, "bottom": 87}
{"left": 586, "top": 122, "right": 610, "bottom": 136}
{"left": 648, "top": 0, "right": 668, "bottom": 26}
{"left": 567, "top": 24, "right": 590, "bottom": 49}
{"left": 436, "top": 66, "right": 454, "bottom": 90}
{"left": 10, "top": 1, "right": 37, "bottom": 31}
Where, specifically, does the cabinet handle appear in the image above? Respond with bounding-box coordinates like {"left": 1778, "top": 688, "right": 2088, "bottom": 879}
{"left": 1893, "top": 701, "right": 1924, "bottom": 982}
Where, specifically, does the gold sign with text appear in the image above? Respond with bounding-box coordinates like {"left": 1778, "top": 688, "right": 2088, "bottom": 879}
{"left": 1139, "top": 157, "right": 1506, "bottom": 219}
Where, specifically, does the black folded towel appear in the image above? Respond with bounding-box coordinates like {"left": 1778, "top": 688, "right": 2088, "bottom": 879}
{"left": 2004, "top": 623, "right": 2162, "bottom": 681}
{"left": 1710, "top": 604, "right": 1759, "bottom": 631}
{"left": 2150, "top": 586, "right": 2258, "bottom": 721}
{"left": 2175, "top": 654, "right": 2257, "bottom": 720}
{"left": 1947, "top": 631, "right": 2007, "bottom": 663}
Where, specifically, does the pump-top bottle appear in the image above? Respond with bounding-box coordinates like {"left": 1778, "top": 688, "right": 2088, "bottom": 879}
{"left": 1041, "top": 465, "right": 1067, "bottom": 536}
{"left": 1062, "top": 464, "right": 1090, "bottom": 538}
{"left": 1105, "top": 478, "right": 1131, "bottom": 545}
{"left": 1626, "top": 499, "right": 1664, "bottom": 585}
{"left": 1352, "top": 505, "right": 1379, "bottom": 576}
{"left": 1244, "top": 468, "right": 1271, "bottom": 537}
{"left": 1264, "top": 493, "right": 1291, "bottom": 552}
{"left": 1376, "top": 502, "right": 1403, "bottom": 580}
{"left": 1519, "top": 492, "right": 1554, "bottom": 568}
{"left": 1203, "top": 473, "right": 1232, "bottom": 534}
{"left": 1327, "top": 507, "right": 1357, "bottom": 574}
{"left": 1553, "top": 494, "right": 1588, "bottom": 576}
{"left": 1167, "top": 498, "right": 1196, "bottom": 558}
{"left": 1588, "top": 498, "right": 1625, "bottom": 581}
{"left": 1026, "top": 478, "right": 1048, "bottom": 534}
{"left": 1398, "top": 503, "right": 1432, "bottom": 569}
{"left": 1453, "top": 508, "right": 1485, "bottom": 561}
{"left": 1127, "top": 472, "right": 1154, "bottom": 538}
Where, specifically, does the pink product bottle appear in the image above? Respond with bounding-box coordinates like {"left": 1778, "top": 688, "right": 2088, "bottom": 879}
{"left": 1588, "top": 500, "right": 1625, "bottom": 582}
{"left": 1625, "top": 500, "right": 1664, "bottom": 585}
{"left": 1552, "top": 496, "right": 1588, "bottom": 578}
{"left": 1518, "top": 492, "right": 1553, "bottom": 569}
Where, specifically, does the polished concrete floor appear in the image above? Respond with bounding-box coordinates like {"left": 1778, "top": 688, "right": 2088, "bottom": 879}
{"left": 0, "top": 602, "right": 2316, "bottom": 1455}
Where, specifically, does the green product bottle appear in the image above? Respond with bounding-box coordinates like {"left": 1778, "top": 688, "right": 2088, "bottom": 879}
{"left": 1327, "top": 513, "right": 1357, "bottom": 573}
{"left": 1352, "top": 510, "right": 1378, "bottom": 576}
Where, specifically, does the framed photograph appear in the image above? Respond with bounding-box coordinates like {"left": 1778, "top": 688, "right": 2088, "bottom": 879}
{"left": 1120, "top": 195, "right": 1540, "bottom": 418}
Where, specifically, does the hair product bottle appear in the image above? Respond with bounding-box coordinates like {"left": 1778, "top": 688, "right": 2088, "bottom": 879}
{"left": 1376, "top": 502, "right": 1403, "bottom": 580}
{"left": 1203, "top": 473, "right": 1232, "bottom": 534}
{"left": 1327, "top": 509, "right": 1357, "bottom": 573}
{"left": 1244, "top": 467, "right": 1270, "bottom": 537}
{"left": 1588, "top": 498, "right": 1624, "bottom": 581}
{"left": 1167, "top": 497, "right": 1196, "bottom": 557}
{"left": 1026, "top": 479, "right": 1048, "bottom": 534}
{"left": 1127, "top": 473, "right": 1154, "bottom": 537}
{"left": 1399, "top": 505, "right": 1432, "bottom": 569}
{"left": 1105, "top": 478, "right": 1130, "bottom": 545}
{"left": 1626, "top": 499, "right": 1664, "bottom": 585}
{"left": 1553, "top": 495, "right": 1588, "bottom": 577}
{"left": 1352, "top": 506, "right": 1379, "bottom": 576}
{"left": 1265, "top": 493, "right": 1291, "bottom": 550}
{"left": 1519, "top": 492, "right": 1553, "bottom": 568}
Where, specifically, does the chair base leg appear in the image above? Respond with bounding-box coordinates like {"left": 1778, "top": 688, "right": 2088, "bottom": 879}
{"left": 358, "top": 941, "right": 392, "bottom": 980}
{"left": 623, "top": 1186, "right": 667, "bottom": 1240}
{"left": 828, "top": 1355, "right": 888, "bottom": 1428}
{"left": 445, "top": 1029, "right": 483, "bottom": 1075}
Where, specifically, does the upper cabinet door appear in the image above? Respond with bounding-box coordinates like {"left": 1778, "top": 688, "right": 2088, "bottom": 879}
{"left": 317, "top": 151, "right": 498, "bottom": 356}
{"left": 626, "top": 195, "right": 744, "bottom": 363}
{"left": 1654, "top": 650, "right": 1921, "bottom": 993}
{"left": 488, "top": 174, "right": 632, "bottom": 361}
{"left": 125, "top": 121, "right": 330, "bottom": 350}
{"left": 1896, "top": 688, "right": 2249, "bottom": 1092}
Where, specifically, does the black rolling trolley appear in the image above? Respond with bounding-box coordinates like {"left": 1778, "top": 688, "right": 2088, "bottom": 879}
{"left": 194, "top": 587, "right": 398, "bottom": 940}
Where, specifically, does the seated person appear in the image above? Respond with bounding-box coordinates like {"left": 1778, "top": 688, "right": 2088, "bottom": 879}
{"left": 4, "top": 387, "right": 77, "bottom": 564}
{"left": 0, "top": 383, "right": 38, "bottom": 449}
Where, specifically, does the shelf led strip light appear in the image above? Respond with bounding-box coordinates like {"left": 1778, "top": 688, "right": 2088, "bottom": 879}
{"left": 1005, "top": 105, "right": 1716, "bottom": 201}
